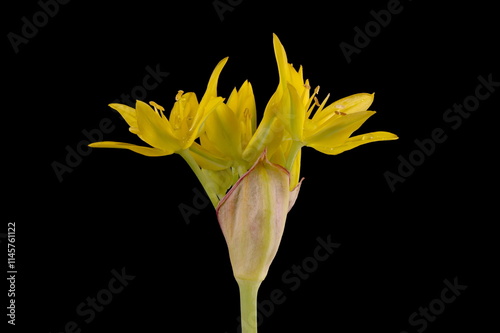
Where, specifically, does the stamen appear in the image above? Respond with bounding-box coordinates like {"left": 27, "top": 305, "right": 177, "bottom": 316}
{"left": 149, "top": 101, "right": 165, "bottom": 112}
{"left": 309, "top": 93, "right": 330, "bottom": 120}
{"left": 304, "top": 83, "right": 311, "bottom": 89}
{"left": 314, "top": 96, "right": 321, "bottom": 107}
{"left": 314, "top": 85, "right": 320, "bottom": 95}
{"left": 335, "top": 111, "right": 347, "bottom": 116}
{"left": 175, "top": 90, "right": 184, "bottom": 101}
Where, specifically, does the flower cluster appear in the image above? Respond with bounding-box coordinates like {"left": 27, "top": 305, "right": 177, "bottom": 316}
{"left": 90, "top": 34, "right": 397, "bottom": 207}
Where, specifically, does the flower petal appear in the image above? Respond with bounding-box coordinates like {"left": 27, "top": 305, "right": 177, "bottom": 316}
{"left": 273, "top": 33, "right": 291, "bottom": 92}
{"left": 108, "top": 103, "right": 137, "bottom": 128}
{"left": 135, "top": 100, "right": 181, "bottom": 152}
{"left": 205, "top": 103, "right": 242, "bottom": 159}
{"left": 286, "top": 83, "right": 305, "bottom": 141}
{"left": 89, "top": 141, "right": 172, "bottom": 156}
{"left": 169, "top": 91, "right": 199, "bottom": 136}
{"left": 312, "top": 93, "right": 374, "bottom": 126}
{"left": 242, "top": 104, "right": 285, "bottom": 164}
{"left": 197, "top": 57, "right": 229, "bottom": 113}
{"left": 310, "top": 131, "right": 398, "bottom": 155}
{"left": 189, "top": 96, "right": 224, "bottom": 143}
{"left": 227, "top": 80, "right": 257, "bottom": 146}
{"left": 305, "top": 111, "right": 375, "bottom": 146}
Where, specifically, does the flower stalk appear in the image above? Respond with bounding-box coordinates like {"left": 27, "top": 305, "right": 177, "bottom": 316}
{"left": 178, "top": 149, "right": 219, "bottom": 208}
{"left": 284, "top": 140, "right": 303, "bottom": 172}
{"left": 237, "top": 279, "right": 261, "bottom": 333}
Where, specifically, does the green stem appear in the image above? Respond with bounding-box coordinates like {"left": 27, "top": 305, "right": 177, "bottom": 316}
{"left": 236, "top": 278, "right": 262, "bottom": 333}
{"left": 178, "top": 149, "right": 219, "bottom": 208}
{"left": 285, "top": 140, "right": 303, "bottom": 172}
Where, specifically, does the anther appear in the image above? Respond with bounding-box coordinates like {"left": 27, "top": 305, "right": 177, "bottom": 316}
{"left": 314, "top": 96, "right": 321, "bottom": 107}
{"left": 149, "top": 101, "right": 165, "bottom": 112}
{"left": 175, "top": 90, "right": 184, "bottom": 101}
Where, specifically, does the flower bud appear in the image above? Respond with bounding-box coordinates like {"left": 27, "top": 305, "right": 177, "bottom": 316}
{"left": 216, "top": 150, "right": 301, "bottom": 282}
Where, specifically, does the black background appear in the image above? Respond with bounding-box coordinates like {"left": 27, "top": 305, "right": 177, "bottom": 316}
{"left": 4, "top": 0, "right": 498, "bottom": 332}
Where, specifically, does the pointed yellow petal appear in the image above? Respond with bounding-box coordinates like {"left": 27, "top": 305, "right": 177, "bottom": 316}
{"left": 205, "top": 103, "right": 242, "bottom": 159}
{"left": 169, "top": 91, "right": 199, "bottom": 134}
{"left": 243, "top": 36, "right": 294, "bottom": 162}
{"left": 108, "top": 103, "right": 137, "bottom": 128}
{"left": 198, "top": 57, "right": 229, "bottom": 112}
{"left": 286, "top": 83, "right": 305, "bottom": 141}
{"left": 135, "top": 100, "right": 181, "bottom": 152}
{"left": 228, "top": 80, "right": 257, "bottom": 135}
{"left": 273, "top": 34, "right": 290, "bottom": 91}
{"left": 288, "top": 64, "right": 309, "bottom": 106}
{"left": 242, "top": 113, "right": 285, "bottom": 164}
{"left": 311, "top": 131, "right": 398, "bottom": 155}
{"left": 313, "top": 93, "right": 374, "bottom": 125}
{"left": 236, "top": 81, "right": 258, "bottom": 149}
{"left": 243, "top": 70, "right": 301, "bottom": 162}
{"left": 187, "top": 96, "right": 224, "bottom": 147}
{"left": 306, "top": 111, "right": 375, "bottom": 146}
{"left": 226, "top": 87, "right": 240, "bottom": 114}
{"left": 89, "top": 141, "right": 172, "bottom": 156}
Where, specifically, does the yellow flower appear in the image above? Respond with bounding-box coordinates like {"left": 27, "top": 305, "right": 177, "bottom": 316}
{"left": 89, "top": 57, "right": 228, "bottom": 156}
{"left": 243, "top": 34, "right": 398, "bottom": 189}
{"left": 190, "top": 80, "right": 257, "bottom": 170}
{"left": 187, "top": 80, "right": 260, "bottom": 200}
